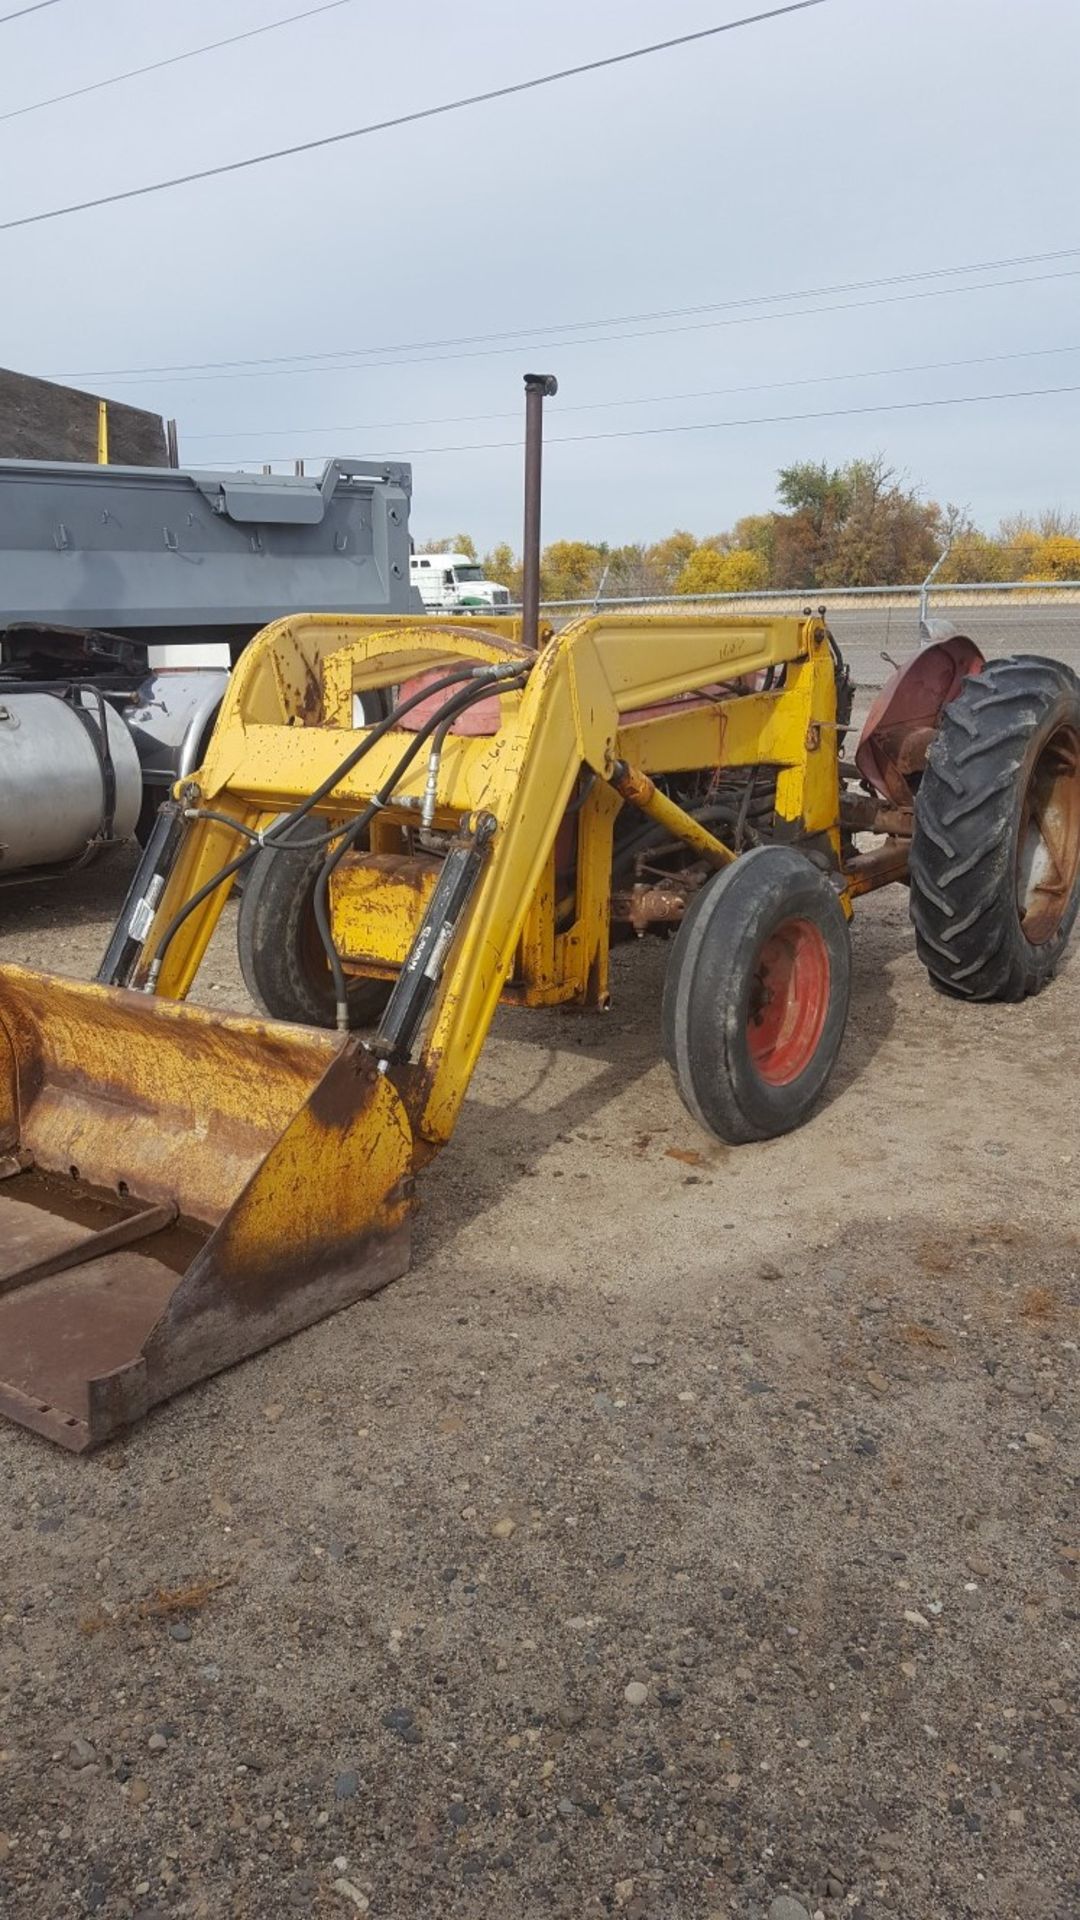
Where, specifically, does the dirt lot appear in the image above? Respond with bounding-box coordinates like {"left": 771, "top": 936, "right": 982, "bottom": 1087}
{"left": 0, "top": 846, "right": 1077, "bottom": 1920}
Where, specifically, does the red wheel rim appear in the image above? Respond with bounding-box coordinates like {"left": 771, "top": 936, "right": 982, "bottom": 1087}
{"left": 746, "top": 917, "right": 831, "bottom": 1086}
{"left": 1015, "top": 721, "right": 1080, "bottom": 945}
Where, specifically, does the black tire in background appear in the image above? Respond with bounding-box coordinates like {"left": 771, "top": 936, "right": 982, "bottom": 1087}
{"left": 909, "top": 655, "right": 1080, "bottom": 1001}
{"left": 662, "top": 845, "right": 852, "bottom": 1144}
{"left": 237, "top": 826, "right": 392, "bottom": 1029}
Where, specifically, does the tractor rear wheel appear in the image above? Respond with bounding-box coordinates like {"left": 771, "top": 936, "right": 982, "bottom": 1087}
{"left": 237, "top": 828, "right": 393, "bottom": 1030}
{"left": 909, "top": 655, "right": 1080, "bottom": 1000}
{"left": 662, "top": 845, "right": 852, "bottom": 1144}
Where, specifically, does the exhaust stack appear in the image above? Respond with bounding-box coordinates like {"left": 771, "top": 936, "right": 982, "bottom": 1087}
{"left": 521, "top": 373, "right": 557, "bottom": 652}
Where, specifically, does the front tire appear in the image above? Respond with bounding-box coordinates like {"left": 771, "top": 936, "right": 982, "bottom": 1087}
{"left": 909, "top": 655, "right": 1080, "bottom": 1000}
{"left": 237, "top": 828, "right": 392, "bottom": 1030}
{"left": 662, "top": 846, "right": 852, "bottom": 1144}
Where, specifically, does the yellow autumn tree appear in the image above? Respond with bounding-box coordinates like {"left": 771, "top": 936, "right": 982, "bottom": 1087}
{"left": 481, "top": 541, "right": 520, "bottom": 596}
{"left": 674, "top": 547, "right": 769, "bottom": 595}
{"left": 1024, "top": 533, "right": 1080, "bottom": 580}
{"left": 644, "top": 530, "right": 699, "bottom": 592}
{"left": 540, "top": 541, "right": 606, "bottom": 600}
{"left": 938, "top": 530, "right": 1010, "bottom": 583}
{"left": 418, "top": 533, "right": 478, "bottom": 558}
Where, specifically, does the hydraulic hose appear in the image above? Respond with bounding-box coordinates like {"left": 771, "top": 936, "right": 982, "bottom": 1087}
{"left": 312, "top": 670, "right": 528, "bottom": 1029}
{"left": 143, "top": 663, "right": 522, "bottom": 989}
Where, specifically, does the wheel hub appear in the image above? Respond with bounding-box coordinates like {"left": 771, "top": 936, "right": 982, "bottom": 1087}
{"left": 747, "top": 917, "right": 831, "bottom": 1086}
{"left": 1016, "top": 722, "right": 1080, "bottom": 944}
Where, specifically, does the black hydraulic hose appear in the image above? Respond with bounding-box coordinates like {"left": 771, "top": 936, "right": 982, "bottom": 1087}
{"left": 733, "top": 766, "right": 758, "bottom": 852}
{"left": 144, "top": 841, "right": 260, "bottom": 988}
{"left": 268, "top": 663, "right": 483, "bottom": 825}
{"left": 142, "top": 664, "right": 502, "bottom": 988}
{"left": 183, "top": 807, "right": 362, "bottom": 852}
{"left": 313, "top": 671, "right": 528, "bottom": 1029}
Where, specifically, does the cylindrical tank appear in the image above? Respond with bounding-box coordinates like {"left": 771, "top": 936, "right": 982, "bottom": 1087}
{"left": 0, "top": 691, "right": 142, "bottom": 875}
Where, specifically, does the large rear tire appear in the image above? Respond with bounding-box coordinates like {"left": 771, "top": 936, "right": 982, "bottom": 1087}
{"left": 237, "top": 828, "right": 393, "bottom": 1030}
{"left": 909, "top": 655, "right": 1080, "bottom": 1000}
{"left": 662, "top": 845, "right": 852, "bottom": 1144}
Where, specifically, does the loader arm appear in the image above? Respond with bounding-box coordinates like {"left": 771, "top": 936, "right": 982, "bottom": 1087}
{"left": 0, "top": 609, "right": 838, "bottom": 1449}
{"left": 136, "top": 609, "right": 837, "bottom": 1150}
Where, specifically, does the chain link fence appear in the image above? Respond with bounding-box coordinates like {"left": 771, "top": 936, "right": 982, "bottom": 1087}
{"left": 532, "top": 581, "right": 1080, "bottom": 694}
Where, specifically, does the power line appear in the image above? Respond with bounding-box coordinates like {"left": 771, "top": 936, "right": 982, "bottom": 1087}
{"left": 197, "top": 381, "right": 1080, "bottom": 465}
{"left": 182, "top": 340, "right": 1080, "bottom": 442}
{"left": 0, "top": 0, "right": 827, "bottom": 233}
{"left": 59, "top": 243, "right": 1080, "bottom": 382}
{"left": 405, "top": 382, "right": 1080, "bottom": 454}
{"left": 0, "top": 0, "right": 62, "bottom": 21}
{"left": 66, "top": 264, "right": 1080, "bottom": 389}
{"left": 0, "top": 0, "right": 354, "bottom": 125}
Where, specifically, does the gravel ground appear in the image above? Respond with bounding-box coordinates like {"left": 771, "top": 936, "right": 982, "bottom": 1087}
{"left": 0, "top": 841, "right": 1077, "bottom": 1920}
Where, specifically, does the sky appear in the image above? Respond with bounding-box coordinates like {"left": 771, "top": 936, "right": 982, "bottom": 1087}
{"left": 2, "top": 0, "right": 1079, "bottom": 554}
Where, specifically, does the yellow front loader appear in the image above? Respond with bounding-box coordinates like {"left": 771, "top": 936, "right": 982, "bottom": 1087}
{"left": 2, "top": 384, "right": 1078, "bottom": 1450}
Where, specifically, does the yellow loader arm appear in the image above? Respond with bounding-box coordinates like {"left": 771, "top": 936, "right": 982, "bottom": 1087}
{"left": 0, "top": 608, "right": 838, "bottom": 1448}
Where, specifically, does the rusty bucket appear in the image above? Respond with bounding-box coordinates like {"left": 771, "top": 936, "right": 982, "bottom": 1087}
{"left": 0, "top": 967, "right": 414, "bottom": 1450}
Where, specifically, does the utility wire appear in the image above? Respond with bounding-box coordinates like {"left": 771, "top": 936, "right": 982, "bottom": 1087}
{"left": 196, "top": 381, "right": 1080, "bottom": 466}
{"left": 395, "top": 382, "right": 1080, "bottom": 454}
{"left": 0, "top": 0, "right": 826, "bottom": 233}
{"left": 59, "top": 243, "right": 1080, "bottom": 382}
{"left": 0, "top": 0, "right": 354, "bottom": 124}
{"left": 0, "top": 0, "right": 62, "bottom": 21}
{"left": 182, "top": 340, "right": 1080, "bottom": 442}
{"left": 68, "top": 264, "right": 1080, "bottom": 389}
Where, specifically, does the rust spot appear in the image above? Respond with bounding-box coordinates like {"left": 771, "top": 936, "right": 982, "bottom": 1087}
{"left": 330, "top": 852, "right": 441, "bottom": 966}
{"left": 299, "top": 671, "right": 324, "bottom": 725}
{"left": 840, "top": 792, "right": 913, "bottom": 838}
{"left": 612, "top": 881, "right": 696, "bottom": 933}
{"left": 854, "top": 635, "right": 985, "bottom": 806}
{"left": 305, "top": 1040, "right": 380, "bottom": 1131}
{"left": 844, "top": 839, "right": 910, "bottom": 896}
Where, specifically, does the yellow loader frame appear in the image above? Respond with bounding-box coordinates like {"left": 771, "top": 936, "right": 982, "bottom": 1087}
{"left": 0, "top": 606, "right": 859, "bottom": 1449}
{"left": 146, "top": 606, "right": 842, "bottom": 1152}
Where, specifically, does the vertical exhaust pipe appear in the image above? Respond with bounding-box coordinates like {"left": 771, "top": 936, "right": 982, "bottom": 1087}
{"left": 522, "top": 373, "right": 557, "bottom": 652}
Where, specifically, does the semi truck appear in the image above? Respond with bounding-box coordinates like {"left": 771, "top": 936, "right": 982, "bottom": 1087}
{"left": 0, "top": 455, "right": 416, "bottom": 882}
{"left": 410, "top": 550, "right": 511, "bottom": 612}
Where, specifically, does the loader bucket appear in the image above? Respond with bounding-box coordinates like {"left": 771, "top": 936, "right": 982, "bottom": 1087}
{"left": 0, "top": 967, "right": 415, "bottom": 1450}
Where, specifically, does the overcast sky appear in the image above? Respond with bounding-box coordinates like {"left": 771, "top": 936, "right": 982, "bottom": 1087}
{"left": 3, "top": 0, "right": 1079, "bottom": 551}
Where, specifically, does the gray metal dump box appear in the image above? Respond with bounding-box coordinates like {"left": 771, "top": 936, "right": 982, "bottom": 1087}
{"left": 0, "top": 456, "right": 417, "bottom": 881}
{"left": 0, "top": 456, "right": 414, "bottom": 643}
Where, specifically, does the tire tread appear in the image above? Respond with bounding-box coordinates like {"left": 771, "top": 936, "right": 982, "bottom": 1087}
{"left": 909, "top": 653, "right": 1080, "bottom": 1001}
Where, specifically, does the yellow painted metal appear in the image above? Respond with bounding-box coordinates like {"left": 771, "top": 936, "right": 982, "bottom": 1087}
{"left": 138, "top": 608, "right": 838, "bottom": 1145}
{"left": 0, "top": 604, "right": 851, "bottom": 1446}
{"left": 330, "top": 852, "right": 441, "bottom": 968}
{"left": 0, "top": 962, "right": 414, "bottom": 1448}
{"left": 96, "top": 400, "right": 108, "bottom": 465}
{"left": 0, "top": 963, "right": 349, "bottom": 1225}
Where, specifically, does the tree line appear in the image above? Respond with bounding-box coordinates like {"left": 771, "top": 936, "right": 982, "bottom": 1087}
{"left": 420, "top": 456, "right": 1080, "bottom": 600}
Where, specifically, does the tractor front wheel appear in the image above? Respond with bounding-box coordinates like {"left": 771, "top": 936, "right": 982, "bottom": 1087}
{"left": 662, "top": 846, "right": 852, "bottom": 1144}
{"left": 909, "top": 655, "right": 1080, "bottom": 1000}
{"left": 237, "top": 828, "right": 393, "bottom": 1030}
